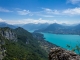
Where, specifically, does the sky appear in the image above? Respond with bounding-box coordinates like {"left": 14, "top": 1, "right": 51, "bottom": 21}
{"left": 0, "top": 0, "right": 80, "bottom": 25}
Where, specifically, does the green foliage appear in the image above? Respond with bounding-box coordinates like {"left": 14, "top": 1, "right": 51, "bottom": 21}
{"left": 3, "top": 40, "right": 42, "bottom": 60}
{"left": 2, "top": 27, "right": 48, "bottom": 60}
{"left": 66, "top": 44, "right": 70, "bottom": 48}
{"left": 67, "top": 44, "right": 80, "bottom": 55}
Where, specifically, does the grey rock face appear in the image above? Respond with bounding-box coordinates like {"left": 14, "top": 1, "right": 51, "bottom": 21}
{"left": 0, "top": 29, "right": 17, "bottom": 41}
{"left": 49, "top": 47, "right": 80, "bottom": 60}
{"left": 0, "top": 28, "right": 17, "bottom": 60}
{"left": 0, "top": 37, "right": 6, "bottom": 60}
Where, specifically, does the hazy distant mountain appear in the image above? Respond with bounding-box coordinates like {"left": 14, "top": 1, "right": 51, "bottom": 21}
{"left": 22, "top": 23, "right": 49, "bottom": 31}
{"left": 44, "top": 23, "right": 64, "bottom": 31}
{"left": 61, "top": 23, "right": 79, "bottom": 26}
{"left": 35, "top": 23, "right": 64, "bottom": 32}
{"left": 73, "top": 24, "right": 80, "bottom": 30}
{"left": 34, "top": 23, "right": 80, "bottom": 35}
{"left": 0, "top": 22, "right": 17, "bottom": 29}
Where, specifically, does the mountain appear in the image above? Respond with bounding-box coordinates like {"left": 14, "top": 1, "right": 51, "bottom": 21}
{"left": 61, "top": 23, "right": 78, "bottom": 26}
{"left": 0, "top": 22, "right": 17, "bottom": 29}
{"left": 0, "top": 27, "right": 57, "bottom": 60}
{"left": 74, "top": 24, "right": 80, "bottom": 30}
{"left": 43, "top": 23, "right": 64, "bottom": 31}
{"left": 34, "top": 23, "right": 80, "bottom": 35}
{"left": 22, "top": 23, "right": 49, "bottom": 31}
{"left": 34, "top": 23, "right": 66, "bottom": 33}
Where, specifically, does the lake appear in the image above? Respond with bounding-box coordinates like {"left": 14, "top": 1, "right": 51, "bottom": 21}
{"left": 29, "top": 30, "right": 80, "bottom": 53}
{"left": 42, "top": 33, "right": 80, "bottom": 50}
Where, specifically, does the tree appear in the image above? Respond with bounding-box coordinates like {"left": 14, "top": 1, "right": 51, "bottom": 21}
{"left": 67, "top": 44, "right": 80, "bottom": 55}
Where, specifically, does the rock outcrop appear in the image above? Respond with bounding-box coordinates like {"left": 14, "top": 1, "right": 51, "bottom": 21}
{"left": 0, "top": 35, "right": 6, "bottom": 60}
{"left": 49, "top": 47, "right": 80, "bottom": 60}
{"left": 0, "top": 27, "right": 17, "bottom": 41}
{"left": 0, "top": 27, "right": 17, "bottom": 60}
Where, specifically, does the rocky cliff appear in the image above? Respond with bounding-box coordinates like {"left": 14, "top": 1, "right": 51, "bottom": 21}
{"left": 0, "top": 27, "right": 17, "bottom": 60}
{"left": 49, "top": 47, "right": 80, "bottom": 60}
{"left": 0, "top": 34, "right": 6, "bottom": 60}
{"left": 0, "top": 27, "right": 17, "bottom": 41}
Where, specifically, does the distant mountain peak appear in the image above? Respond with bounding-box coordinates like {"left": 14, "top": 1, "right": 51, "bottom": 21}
{"left": 0, "top": 22, "right": 17, "bottom": 29}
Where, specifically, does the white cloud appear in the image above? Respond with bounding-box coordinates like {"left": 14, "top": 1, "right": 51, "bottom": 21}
{"left": 38, "top": 14, "right": 54, "bottom": 17}
{"left": 41, "top": 15, "right": 54, "bottom": 17}
{"left": 0, "top": 7, "right": 13, "bottom": 12}
{"left": 0, "top": 18, "right": 5, "bottom": 22}
{"left": 0, "top": 16, "right": 80, "bottom": 25}
{"left": 62, "top": 7, "right": 80, "bottom": 15}
{"left": 0, "top": 18, "right": 79, "bottom": 25}
{"left": 29, "top": 14, "right": 33, "bottom": 16}
{"left": 17, "top": 10, "right": 30, "bottom": 15}
{"left": 43, "top": 8, "right": 59, "bottom": 14}
{"left": 41, "top": 7, "right": 80, "bottom": 15}
{"left": 6, "top": 18, "right": 56, "bottom": 24}
{"left": 67, "top": 0, "right": 80, "bottom": 4}
{"left": 16, "top": 7, "right": 80, "bottom": 17}
{"left": 0, "top": 18, "right": 61, "bottom": 24}
{"left": 41, "top": 7, "right": 80, "bottom": 16}
{"left": 16, "top": 8, "right": 80, "bottom": 16}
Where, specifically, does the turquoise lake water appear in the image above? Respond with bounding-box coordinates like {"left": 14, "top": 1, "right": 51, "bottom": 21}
{"left": 29, "top": 30, "right": 80, "bottom": 53}
{"left": 42, "top": 33, "right": 80, "bottom": 49}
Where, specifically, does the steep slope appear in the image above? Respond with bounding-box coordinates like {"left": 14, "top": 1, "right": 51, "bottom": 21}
{"left": 32, "top": 32, "right": 58, "bottom": 53}
{"left": 0, "top": 27, "right": 17, "bottom": 60}
{"left": 0, "top": 27, "right": 57, "bottom": 60}
{"left": 0, "top": 34, "right": 6, "bottom": 60}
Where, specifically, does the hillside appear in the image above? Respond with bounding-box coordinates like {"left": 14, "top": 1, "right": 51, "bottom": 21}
{"left": 32, "top": 32, "right": 58, "bottom": 53}
{"left": 0, "top": 27, "right": 57, "bottom": 60}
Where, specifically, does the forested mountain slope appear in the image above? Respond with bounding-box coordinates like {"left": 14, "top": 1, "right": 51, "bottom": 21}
{"left": 0, "top": 27, "right": 57, "bottom": 60}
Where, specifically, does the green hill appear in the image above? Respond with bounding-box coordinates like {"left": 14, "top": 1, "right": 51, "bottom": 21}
{"left": 0, "top": 27, "right": 57, "bottom": 60}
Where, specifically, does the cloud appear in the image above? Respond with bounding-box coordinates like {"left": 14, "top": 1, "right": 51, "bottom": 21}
{"left": 62, "top": 7, "right": 80, "bottom": 15}
{"left": 6, "top": 18, "right": 57, "bottom": 24}
{"left": 0, "top": 18, "right": 80, "bottom": 25}
{"left": 0, "top": 18, "right": 5, "bottom": 22}
{"left": 41, "top": 15, "right": 54, "bottom": 17}
{"left": 0, "top": 18, "right": 79, "bottom": 25}
{"left": 16, "top": 8, "right": 80, "bottom": 17}
{"left": 16, "top": 7, "right": 80, "bottom": 17}
{"left": 41, "top": 7, "right": 80, "bottom": 16}
{"left": 33, "top": 8, "right": 59, "bottom": 17}
{"left": 67, "top": 0, "right": 80, "bottom": 4}
{"left": 17, "top": 10, "right": 30, "bottom": 15}
{"left": 0, "top": 7, "right": 13, "bottom": 12}
{"left": 38, "top": 14, "right": 54, "bottom": 17}
{"left": 0, "top": 18, "right": 61, "bottom": 24}
{"left": 43, "top": 8, "right": 59, "bottom": 14}
{"left": 29, "top": 13, "right": 33, "bottom": 16}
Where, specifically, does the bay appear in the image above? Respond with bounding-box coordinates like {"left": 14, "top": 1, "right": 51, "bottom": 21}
{"left": 29, "top": 30, "right": 80, "bottom": 53}
{"left": 42, "top": 33, "right": 80, "bottom": 49}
